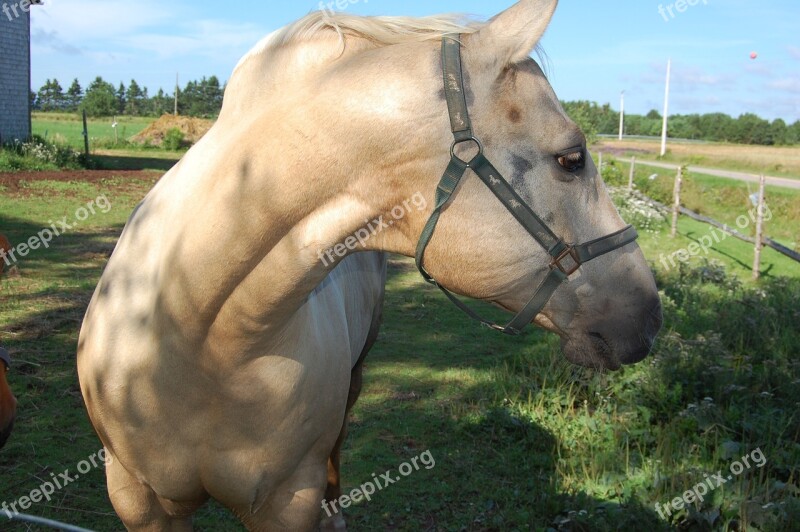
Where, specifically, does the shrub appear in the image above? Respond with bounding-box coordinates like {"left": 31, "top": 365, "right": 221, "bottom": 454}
{"left": 163, "top": 128, "right": 186, "bottom": 151}
{"left": 0, "top": 136, "right": 85, "bottom": 171}
{"left": 608, "top": 186, "right": 668, "bottom": 233}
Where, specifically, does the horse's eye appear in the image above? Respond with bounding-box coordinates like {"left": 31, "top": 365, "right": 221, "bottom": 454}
{"left": 557, "top": 150, "right": 585, "bottom": 173}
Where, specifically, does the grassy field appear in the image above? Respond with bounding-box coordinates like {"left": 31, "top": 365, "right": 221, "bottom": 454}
{"left": 0, "top": 164, "right": 798, "bottom": 530}
{"left": 597, "top": 138, "right": 800, "bottom": 180}
{"left": 601, "top": 156, "right": 800, "bottom": 250}
{"left": 32, "top": 112, "right": 153, "bottom": 150}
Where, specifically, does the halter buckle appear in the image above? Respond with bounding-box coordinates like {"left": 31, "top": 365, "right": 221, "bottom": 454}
{"left": 550, "top": 246, "right": 581, "bottom": 276}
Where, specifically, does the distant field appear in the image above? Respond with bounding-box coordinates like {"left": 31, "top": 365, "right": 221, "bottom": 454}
{"left": 598, "top": 138, "right": 800, "bottom": 179}
{"left": 32, "top": 112, "right": 154, "bottom": 149}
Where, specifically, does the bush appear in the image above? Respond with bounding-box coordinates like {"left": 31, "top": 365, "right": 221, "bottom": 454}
{"left": 0, "top": 136, "right": 85, "bottom": 171}
{"left": 162, "top": 128, "right": 186, "bottom": 151}
{"left": 608, "top": 186, "right": 668, "bottom": 233}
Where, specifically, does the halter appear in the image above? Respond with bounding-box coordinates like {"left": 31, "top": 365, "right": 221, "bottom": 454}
{"left": 415, "top": 35, "right": 639, "bottom": 336}
{"left": 0, "top": 347, "right": 10, "bottom": 370}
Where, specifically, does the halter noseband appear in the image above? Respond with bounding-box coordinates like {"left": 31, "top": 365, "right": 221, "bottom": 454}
{"left": 415, "top": 35, "right": 639, "bottom": 335}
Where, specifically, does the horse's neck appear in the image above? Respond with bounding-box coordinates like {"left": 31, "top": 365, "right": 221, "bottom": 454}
{"left": 139, "top": 128, "right": 393, "bottom": 365}
{"left": 134, "top": 38, "right": 433, "bottom": 363}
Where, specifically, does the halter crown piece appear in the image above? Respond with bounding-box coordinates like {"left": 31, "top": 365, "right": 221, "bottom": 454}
{"left": 415, "top": 35, "right": 639, "bottom": 335}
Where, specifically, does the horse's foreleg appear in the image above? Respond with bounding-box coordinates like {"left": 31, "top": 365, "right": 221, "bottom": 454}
{"left": 320, "top": 300, "right": 383, "bottom": 532}
{"left": 106, "top": 451, "right": 207, "bottom": 532}
{"left": 319, "top": 358, "right": 364, "bottom": 531}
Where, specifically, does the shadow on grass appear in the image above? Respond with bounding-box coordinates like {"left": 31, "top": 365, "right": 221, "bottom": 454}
{"left": 0, "top": 216, "right": 125, "bottom": 530}
{"left": 0, "top": 217, "right": 672, "bottom": 530}
{"left": 91, "top": 153, "right": 179, "bottom": 172}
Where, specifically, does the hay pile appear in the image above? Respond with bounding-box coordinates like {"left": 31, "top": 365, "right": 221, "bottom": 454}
{"left": 132, "top": 115, "right": 214, "bottom": 147}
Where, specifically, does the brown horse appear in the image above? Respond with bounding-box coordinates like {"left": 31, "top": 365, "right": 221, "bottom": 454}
{"left": 0, "top": 233, "right": 12, "bottom": 279}
{"left": 0, "top": 348, "right": 16, "bottom": 449}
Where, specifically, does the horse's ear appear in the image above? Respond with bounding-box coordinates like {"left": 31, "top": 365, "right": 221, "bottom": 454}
{"left": 465, "top": 0, "right": 558, "bottom": 67}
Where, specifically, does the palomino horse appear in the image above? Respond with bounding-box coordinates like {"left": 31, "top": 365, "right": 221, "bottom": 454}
{"left": 0, "top": 347, "right": 16, "bottom": 449}
{"left": 78, "top": 0, "right": 662, "bottom": 529}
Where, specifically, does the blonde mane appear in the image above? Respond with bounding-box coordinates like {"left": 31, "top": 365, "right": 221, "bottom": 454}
{"left": 234, "top": 10, "right": 483, "bottom": 72}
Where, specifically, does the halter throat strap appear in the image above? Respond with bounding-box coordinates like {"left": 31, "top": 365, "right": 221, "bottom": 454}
{"left": 415, "top": 35, "right": 638, "bottom": 335}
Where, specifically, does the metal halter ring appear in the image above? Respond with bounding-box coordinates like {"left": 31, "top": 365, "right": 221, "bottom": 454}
{"left": 550, "top": 246, "right": 582, "bottom": 277}
{"left": 450, "top": 136, "right": 483, "bottom": 165}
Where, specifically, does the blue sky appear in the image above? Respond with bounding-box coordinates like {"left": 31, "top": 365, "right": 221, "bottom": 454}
{"left": 30, "top": 0, "right": 799, "bottom": 121}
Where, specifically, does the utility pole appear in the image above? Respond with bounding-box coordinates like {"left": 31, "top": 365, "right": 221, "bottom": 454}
{"left": 660, "top": 59, "right": 671, "bottom": 157}
{"left": 618, "top": 91, "right": 625, "bottom": 141}
{"left": 174, "top": 73, "right": 179, "bottom": 116}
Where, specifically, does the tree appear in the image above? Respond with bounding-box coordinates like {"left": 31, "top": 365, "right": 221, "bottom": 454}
{"left": 768, "top": 119, "right": 788, "bottom": 146}
{"left": 116, "top": 82, "right": 127, "bottom": 115}
{"left": 732, "top": 113, "right": 771, "bottom": 145}
{"left": 697, "top": 113, "right": 735, "bottom": 142}
{"left": 561, "top": 100, "right": 599, "bottom": 143}
{"left": 37, "top": 79, "right": 65, "bottom": 112}
{"left": 179, "top": 76, "right": 224, "bottom": 117}
{"left": 125, "top": 79, "right": 145, "bottom": 116}
{"left": 150, "top": 88, "right": 173, "bottom": 117}
{"left": 65, "top": 79, "right": 83, "bottom": 112}
{"left": 787, "top": 120, "right": 800, "bottom": 145}
{"left": 81, "top": 77, "right": 117, "bottom": 117}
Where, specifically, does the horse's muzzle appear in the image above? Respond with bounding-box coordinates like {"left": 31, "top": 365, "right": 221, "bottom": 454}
{"left": 562, "top": 295, "right": 663, "bottom": 371}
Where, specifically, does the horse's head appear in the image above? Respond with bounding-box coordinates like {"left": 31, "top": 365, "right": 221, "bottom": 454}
{"left": 351, "top": 0, "right": 662, "bottom": 369}
{"left": 228, "top": 0, "right": 660, "bottom": 370}
{"left": 0, "top": 348, "right": 16, "bottom": 449}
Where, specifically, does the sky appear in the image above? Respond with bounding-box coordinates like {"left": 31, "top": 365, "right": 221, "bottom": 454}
{"left": 29, "top": 0, "right": 800, "bottom": 122}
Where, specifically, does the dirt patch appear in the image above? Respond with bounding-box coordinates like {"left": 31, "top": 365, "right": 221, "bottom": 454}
{"left": 0, "top": 170, "right": 161, "bottom": 193}
{"left": 132, "top": 114, "right": 214, "bottom": 147}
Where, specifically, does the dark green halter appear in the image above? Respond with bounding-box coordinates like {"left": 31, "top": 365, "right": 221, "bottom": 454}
{"left": 415, "top": 35, "right": 639, "bottom": 336}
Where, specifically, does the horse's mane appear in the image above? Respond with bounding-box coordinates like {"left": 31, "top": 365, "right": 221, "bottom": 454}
{"left": 234, "top": 10, "right": 483, "bottom": 72}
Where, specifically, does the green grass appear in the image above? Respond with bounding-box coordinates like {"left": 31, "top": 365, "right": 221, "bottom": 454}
{"left": 91, "top": 149, "right": 183, "bottom": 172}
{"left": 32, "top": 112, "right": 153, "bottom": 150}
{"left": 602, "top": 158, "right": 800, "bottom": 248}
{"left": 1, "top": 175, "right": 798, "bottom": 531}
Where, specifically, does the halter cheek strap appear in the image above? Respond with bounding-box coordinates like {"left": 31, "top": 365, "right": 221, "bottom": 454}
{"left": 415, "top": 35, "right": 639, "bottom": 336}
{"left": 0, "top": 348, "right": 10, "bottom": 370}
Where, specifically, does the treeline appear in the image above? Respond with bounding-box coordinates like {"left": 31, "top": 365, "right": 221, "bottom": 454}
{"left": 32, "top": 77, "right": 225, "bottom": 118}
{"left": 32, "top": 77, "right": 799, "bottom": 146}
{"left": 563, "top": 101, "right": 800, "bottom": 146}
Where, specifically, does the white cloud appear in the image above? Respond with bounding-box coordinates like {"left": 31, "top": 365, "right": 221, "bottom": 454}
{"left": 639, "top": 63, "right": 735, "bottom": 91}
{"left": 120, "top": 21, "right": 267, "bottom": 61}
{"left": 767, "top": 78, "right": 800, "bottom": 92}
{"left": 32, "top": 0, "right": 176, "bottom": 42}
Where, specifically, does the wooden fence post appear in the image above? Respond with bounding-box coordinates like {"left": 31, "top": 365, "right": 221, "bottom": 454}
{"left": 753, "top": 174, "right": 766, "bottom": 280}
{"left": 82, "top": 109, "right": 90, "bottom": 158}
{"left": 628, "top": 157, "right": 636, "bottom": 190}
{"left": 598, "top": 152, "right": 603, "bottom": 174}
{"left": 671, "top": 166, "right": 683, "bottom": 238}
